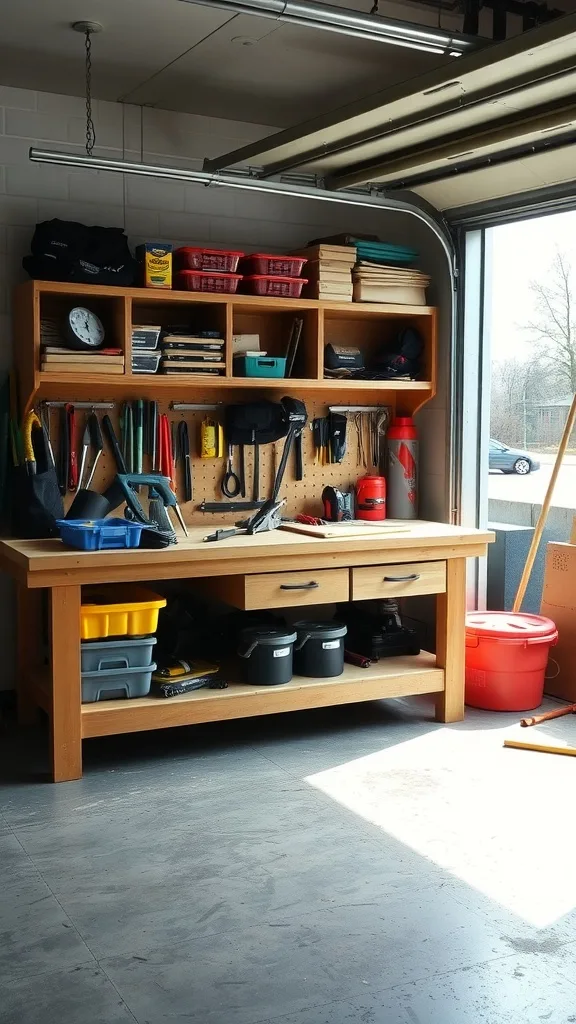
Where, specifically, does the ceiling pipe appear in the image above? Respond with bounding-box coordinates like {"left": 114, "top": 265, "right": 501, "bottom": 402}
{"left": 176, "top": 0, "right": 480, "bottom": 54}
{"left": 28, "top": 147, "right": 455, "bottom": 266}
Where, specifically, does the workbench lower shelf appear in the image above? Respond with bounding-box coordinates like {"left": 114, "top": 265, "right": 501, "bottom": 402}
{"left": 79, "top": 653, "right": 444, "bottom": 738}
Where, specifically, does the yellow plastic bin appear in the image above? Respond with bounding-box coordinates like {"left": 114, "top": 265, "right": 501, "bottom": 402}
{"left": 80, "top": 586, "right": 167, "bottom": 640}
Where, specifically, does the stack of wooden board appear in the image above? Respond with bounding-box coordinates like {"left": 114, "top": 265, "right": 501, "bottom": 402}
{"left": 160, "top": 335, "right": 225, "bottom": 375}
{"left": 40, "top": 316, "right": 125, "bottom": 373}
{"left": 293, "top": 244, "right": 356, "bottom": 301}
{"left": 41, "top": 347, "right": 125, "bottom": 373}
{"left": 352, "top": 263, "right": 430, "bottom": 305}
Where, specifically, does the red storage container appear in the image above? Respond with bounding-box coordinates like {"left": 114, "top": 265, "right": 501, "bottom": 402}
{"left": 355, "top": 474, "right": 386, "bottom": 521}
{"left": 241, "top": 254, "right": 307, "bottom": 277}
{"left": 242, "top": 275, "right": 308, "bottom": 298}
{"left": 175, "top": 270, "right": 242, "bottom": 294}
{"left": 465, "top": 611, "right": 558, "bottom": 712}
{"left": 174, "top": 247, "right": 244, "bottom": 272}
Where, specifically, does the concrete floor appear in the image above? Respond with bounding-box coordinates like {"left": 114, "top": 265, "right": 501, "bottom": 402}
{"left": 2, "top": 697, "right": 576, "bottom": 1024}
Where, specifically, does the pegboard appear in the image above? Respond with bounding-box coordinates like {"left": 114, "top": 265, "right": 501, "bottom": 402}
{"left": 44, "top": 398, "right": 392, "bottom": 527}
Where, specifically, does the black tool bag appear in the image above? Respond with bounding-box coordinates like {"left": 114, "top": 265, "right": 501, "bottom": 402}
{"left": 225, "top": 401, "right": 288, "bottom": 445}
{"left": 12, "top": 425, "right": 64, "bottom": 539}
{"left": 23, "top": 219, "right": 137, "bottom": 286}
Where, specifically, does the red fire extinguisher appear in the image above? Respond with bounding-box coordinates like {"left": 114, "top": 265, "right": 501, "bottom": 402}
{"left": 387, "top": 417, "right": 418, "bottom": 519}
{"left": 356, "top": 474, "right": 386, "bottom": 521}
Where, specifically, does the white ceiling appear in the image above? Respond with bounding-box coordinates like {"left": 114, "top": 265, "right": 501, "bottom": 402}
{"left": 0, "top": 0, "right": 471, "bottom": 126}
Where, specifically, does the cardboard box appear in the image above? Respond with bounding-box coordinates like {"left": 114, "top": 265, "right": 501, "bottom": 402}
{"left": 136, "top": 242, "right": 172, "bottom": 289}
{"left": 540, "top": 540, "right": 576, "bottom": 700}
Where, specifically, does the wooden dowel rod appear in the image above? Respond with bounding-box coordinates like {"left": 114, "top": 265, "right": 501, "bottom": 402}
{"left": 504, "top": 739, "right": 576, "bottom": 756}
{"left": 512, "top": 391, "right": 576, "bottom": 612}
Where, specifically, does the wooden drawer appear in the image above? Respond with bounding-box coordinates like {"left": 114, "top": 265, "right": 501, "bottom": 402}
{"left": 351, "top": 561, "right": 446, "bottom": 600}
{"left": 201, "top": 567, "right": 350, "bottom": 610}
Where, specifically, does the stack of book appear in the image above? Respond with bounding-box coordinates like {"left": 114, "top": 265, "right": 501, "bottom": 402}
{"left": 160, "top": 334, "right": 225, "bottom": 375}
{"left": 40, "top": 320, "right": 125, "bottom": 373}
{"left": 352, "top": 263, "right": 430, "bottom": 305}
{"left": 41, "top": 347, "right": 125, "bottom": 373}
{"left": 40, "top": 316, "right": 125, "bottom": 373}
{"left": 292, "top": 245, "right": 356, "bottom": 301}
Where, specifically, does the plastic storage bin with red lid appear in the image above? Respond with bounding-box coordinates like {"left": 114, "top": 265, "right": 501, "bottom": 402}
{"left": 240, "top": 254, "right": 307, "bottom": 277}
{"left": 175, "top": 270, "right": 242, "bottom": 294}
{"left": 174, "top": 247, "right": 244, "bottom": 273}
{"left": 242, "top": 275, "right": 308, "bottom": 298}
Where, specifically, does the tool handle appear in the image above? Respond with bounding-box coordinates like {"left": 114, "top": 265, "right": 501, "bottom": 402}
{"left": 66, "top": 404, "right": 78, "bottom": 492}
{"left": 102, "top": 415, "right": 127, "bottom": 474}
{"left": 150, "top": 401, "right": 158, "bottom": 470}
{"left": 520, "top": 703, "right": 576, "bottom": 728}
{"left": 295, "top": 432, "right": 303, "bottom": 481}
{"left": 22, "top": 411, "right": 41, "bottom": 465}
{"left": 89, "top": 412, "right": 103, "bottom": 453}
{"left": 57, "top": 406, "right": 68, "bottom": 496}
{"left": 252, "top": 443, "right": 260, "bottom": 501}
{"left": 136, "top": 400, "right": 144, "bottom": 476}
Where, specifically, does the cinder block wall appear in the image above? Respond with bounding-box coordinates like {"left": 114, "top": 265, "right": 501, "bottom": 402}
{"left": 0, "top": 86, "right": 453, "bottom": 690}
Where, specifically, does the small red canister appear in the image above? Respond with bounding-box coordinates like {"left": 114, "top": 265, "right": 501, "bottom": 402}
{"left": 356, "top": 474, "right": 386, "bottom": 521}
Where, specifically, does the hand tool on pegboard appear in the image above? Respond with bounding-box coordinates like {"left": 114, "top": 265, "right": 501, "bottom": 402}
{"left": 77, "top": 415, "right": 90, "bottom": 491}
{"left": 177, "top": 420, "right": 192, "bottom": 502}
{"left": 152, "top": 401, "right": 158, "bottom": 470}
{"left": 135, "top": 400, "right": 144, "bottom": 478}
{"left": 120, "top": 401, "right": 134, "bottom": 474}
{"left": 66, "top": 403, "right": 78, "bottom": 492}
{"left": 39, "top": 402, "right": 55, "bottom": 467}
{"left": 221, "top": 442, "right": 241, "bottom": 498}
{"left": 102, "top": 414, "right": 127, "bottom": 474}
{"left": 158, "top": 420, "right": 188, "bottom": 536}
{"left": 85, "top": 413, "right": 104, "bottom": 490}
{"left": 22, "top": 411, "right": 41, "bottom": 476}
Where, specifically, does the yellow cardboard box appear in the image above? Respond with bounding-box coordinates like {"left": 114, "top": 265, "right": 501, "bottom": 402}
{"left": 136, "top": 242, "right": 172, "bottom": 289}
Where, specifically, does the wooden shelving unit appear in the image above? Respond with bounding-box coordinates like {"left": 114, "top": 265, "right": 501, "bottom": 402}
{"left": 14, "top": 279, "right": 437, "bottom": 415}
{"left": 32, "top": 653, "right": 443, "bottom": 739}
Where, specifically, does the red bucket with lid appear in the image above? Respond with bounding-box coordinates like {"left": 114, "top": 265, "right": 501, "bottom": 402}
{"left": 465, "top": 611, "right": 558, "bottom": 711}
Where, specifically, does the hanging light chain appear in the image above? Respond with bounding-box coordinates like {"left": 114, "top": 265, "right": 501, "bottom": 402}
{"left": 84, "top": 28, "right": 96, "bottom": 157}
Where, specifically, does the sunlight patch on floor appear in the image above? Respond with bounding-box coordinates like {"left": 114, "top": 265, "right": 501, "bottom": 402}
{"left": 306, "top": 722, "right": 576, "bottom": 929}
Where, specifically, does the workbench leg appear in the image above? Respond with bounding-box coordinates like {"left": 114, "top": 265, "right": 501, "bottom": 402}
{"left": 49, "top": 585, "right": 82, "bottom": 782}
{"left": 435, "top": 557, "right": 466, "bottom": 723}
{"left": 16, "top": 586, "right": 43, "bottom": 725}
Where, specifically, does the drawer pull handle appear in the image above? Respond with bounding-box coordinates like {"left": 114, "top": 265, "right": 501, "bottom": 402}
{"left": 383, "top": 573, "right": 420, "bottom": 582}
{"left": 280, "top": 581, "right": 319, "bottom": 590}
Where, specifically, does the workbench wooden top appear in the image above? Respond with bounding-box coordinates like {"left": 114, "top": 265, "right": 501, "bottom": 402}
{"left": 0, "top": 521, "right": 493, "bottom": 588}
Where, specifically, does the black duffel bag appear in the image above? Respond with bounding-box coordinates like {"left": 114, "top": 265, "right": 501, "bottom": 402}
{"left": 23, "top": 218, "right": 137, "bottom": 286}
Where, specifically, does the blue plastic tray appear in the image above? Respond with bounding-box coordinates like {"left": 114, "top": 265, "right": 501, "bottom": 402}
{"left": 57, "top": 518, "right": 143, "bottom": 551}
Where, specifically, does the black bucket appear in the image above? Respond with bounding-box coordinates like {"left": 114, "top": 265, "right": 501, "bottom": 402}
{"left": 293, "top": 621, "right": 347, "bottom": 677}
{"left": 237, "top": 627, "right": 297, "bottom": 685}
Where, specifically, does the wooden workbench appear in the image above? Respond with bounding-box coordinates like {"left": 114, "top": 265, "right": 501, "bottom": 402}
{"left": 0, "top": 521, "right": 492, "bottom": 782}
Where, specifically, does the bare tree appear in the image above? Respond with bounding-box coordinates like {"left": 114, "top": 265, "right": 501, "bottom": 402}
{"left": 487, "top": 354, "right": 553, "bottom": 446}
{"left": 524, "top": 251, "right": 576, "bottom": 394}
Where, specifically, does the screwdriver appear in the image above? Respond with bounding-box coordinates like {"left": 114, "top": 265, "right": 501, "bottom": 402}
{"left": 85, "top": 413, "right": 104, "bottom": 489}
{"left": 160, "top": 413, "right": 188, "bottom": 537}
{"left": 77, "top": 416, "right": 91, "bottom": 491}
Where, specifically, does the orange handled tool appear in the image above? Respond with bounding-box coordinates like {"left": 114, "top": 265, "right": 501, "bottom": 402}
{"left": 520, "top": 703, "right": 576, "bottom": 728}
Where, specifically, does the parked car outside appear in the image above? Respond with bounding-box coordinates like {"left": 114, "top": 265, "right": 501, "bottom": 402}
{"left": 489, "top": 439, "right": 541, "bottom": 475}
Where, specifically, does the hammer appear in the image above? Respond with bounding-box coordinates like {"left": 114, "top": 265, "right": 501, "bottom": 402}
{"left": 520, "top": 703, "right": 576, "bottom": 728}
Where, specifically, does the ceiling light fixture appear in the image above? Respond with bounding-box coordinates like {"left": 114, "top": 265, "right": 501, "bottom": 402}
{"left": 176, "top": 0, "right": 478, "bottom": 55}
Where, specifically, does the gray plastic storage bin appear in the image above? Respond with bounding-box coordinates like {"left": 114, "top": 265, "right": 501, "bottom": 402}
{"left": 81, "top": 636, "right": 156, "bottom": 673}
{"left": 81, "top": 663, "right": 157, "bottom": 703}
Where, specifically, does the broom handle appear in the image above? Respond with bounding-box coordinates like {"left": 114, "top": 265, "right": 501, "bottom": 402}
{"left": 520, "top": 703, "right": 576, "bottom": 727}
{"left": 513, "top": 391, "right": 576, "bottom": 612}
